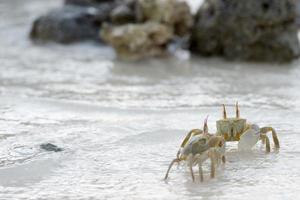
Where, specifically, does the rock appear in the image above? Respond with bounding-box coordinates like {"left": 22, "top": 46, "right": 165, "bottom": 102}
{"left": 191, "top": 0, "right": 300, "bottom": 62}
{"left": 137, "top": 0, "right": 193, "bottom": 36}
{"left": 30, "top": 5, "right": 111, "bottom": 43}
{"left": 40, "top": 143, "right": 63, "bottom": 152}
{"left": 101, "top": 22, "right": 173, "bottom": 60}
{"left": 65, "top": 0, "right": 135, "bottom": 11}
{"left": 65, "top": 0, "right": 114, "bottom": 7}
{"left": 296, "top": 1, "right": 300, "bottom": 27}
{"left": 100, "top": 0, "right": 193, "bottom": 60}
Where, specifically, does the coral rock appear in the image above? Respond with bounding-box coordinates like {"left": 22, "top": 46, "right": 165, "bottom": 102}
{"left": 101, "top": 22, "right": 173, "bottom": 60}
{"left": 137, "top": 0, "right": 193, "bottom": 36}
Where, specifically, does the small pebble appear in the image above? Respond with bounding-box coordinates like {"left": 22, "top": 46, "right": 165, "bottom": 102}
{"left": 40, "top": 143, "right": 63, "bottom": 152}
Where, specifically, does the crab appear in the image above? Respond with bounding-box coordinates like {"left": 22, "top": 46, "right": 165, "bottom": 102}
{"left": 217, "top": 103, "right": 280, "bottom": 152}
{"left": 164, "top": 118, "right": 226, "bottom": 182}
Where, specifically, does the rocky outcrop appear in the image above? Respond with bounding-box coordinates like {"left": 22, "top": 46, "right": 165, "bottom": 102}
{"left": 101, "top": 22, "right": 173, "bottom": 60}
{"left": 191, "top": 0, "right": 300, "bottom": 62}
{"left": 29, "top": 0, "right": 192, "bottom": 58}
{"left": 30, "top": 5, "right": 111, "bottom": 43}
{"left": 30, "top": 0, "right": 300, "bottom": 62}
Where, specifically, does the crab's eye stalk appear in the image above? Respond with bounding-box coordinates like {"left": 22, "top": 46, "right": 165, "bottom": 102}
{"left": 236, "top": 101, "right": 240, "bottom": 118}
{"left": 222, "top": 104, "right": 227, "bottom": 119}
{"left": 203, "top": 115, "right": 209, "bottom": 134}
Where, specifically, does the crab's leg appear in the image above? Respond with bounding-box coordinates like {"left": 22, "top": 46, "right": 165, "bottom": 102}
{"left": 217, "top": 150, "right": 225, "bottom": 165}
{"left": 260, "top": 127, "right": 280, "bottom": 149}
{"left": 179, "top": 130, "right": 194, "bottom": 148}
{"left": 209, "top": 148, "right": 216, "bottom": 178}
{"left": 260, "top": 134, "right": 271, "bottom": 153}
{"left": 261, "top": 135, "right": 266, "bottom": 144}
{"left": 188, "top": 154, "right": 195, "bottom": 182}
{"left": 164, "top": 158, "right": 180, "bottom": 180}
{"left": 198, "top": 162, "right": 204, "bottom": 182}
{"left": 194, "top": 153, "right": 205, "bottom": 182}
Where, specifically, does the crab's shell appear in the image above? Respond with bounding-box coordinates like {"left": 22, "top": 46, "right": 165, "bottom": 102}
{"left": 181, "top": 135, "right": 209, "bottom": 159}
{"left": 216, "top": 118, "right": 247, "bottom": 141}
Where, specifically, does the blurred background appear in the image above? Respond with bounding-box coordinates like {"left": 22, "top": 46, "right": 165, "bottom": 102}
{"left": 0, "top": 0, "right": 300, "bottom": 199}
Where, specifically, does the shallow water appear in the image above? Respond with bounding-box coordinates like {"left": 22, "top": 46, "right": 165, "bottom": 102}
{"left": 1, "top": 0, "right": 300, "bottom": 199}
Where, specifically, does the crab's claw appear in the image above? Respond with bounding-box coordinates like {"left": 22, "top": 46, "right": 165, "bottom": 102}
{"left": 238, "top": 124, "right": 260, "bottom": 151}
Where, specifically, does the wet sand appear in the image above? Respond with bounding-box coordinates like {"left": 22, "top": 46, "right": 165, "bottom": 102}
{"left": 0, "top": 0, "right": 300, "bottom": 199}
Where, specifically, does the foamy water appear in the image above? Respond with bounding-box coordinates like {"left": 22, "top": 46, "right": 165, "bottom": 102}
{"left": 0, "top": 0, "right": 300, "bottom": 199}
